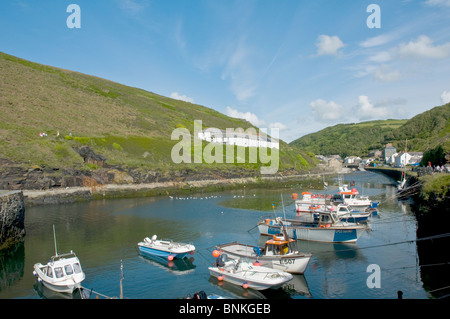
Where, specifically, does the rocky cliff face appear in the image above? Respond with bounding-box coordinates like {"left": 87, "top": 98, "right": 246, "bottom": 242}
{"left": 0, "top": 191, "right": 26, "bottom": 249}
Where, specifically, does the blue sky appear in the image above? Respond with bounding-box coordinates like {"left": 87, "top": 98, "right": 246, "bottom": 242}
{"left": 1, "top": 0, "right": 450, "bottom": 142}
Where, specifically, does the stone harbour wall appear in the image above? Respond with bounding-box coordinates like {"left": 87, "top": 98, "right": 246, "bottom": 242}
{"left": 0, "top": 190, "right": 25, "bottom": 250}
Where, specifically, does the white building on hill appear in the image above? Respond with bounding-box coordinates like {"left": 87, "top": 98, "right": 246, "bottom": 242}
{"left": 197, "top": 129, "right": 279, "bottom": 149}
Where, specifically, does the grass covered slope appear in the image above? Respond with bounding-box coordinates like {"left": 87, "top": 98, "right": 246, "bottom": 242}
{"left": 289, "top": 119, "right": 408, "bottom": 157}
{"left": 289, "top": 103, "right": 450, "bottom": 157}
{"left": 0, "top": 52, "right": 315, "bottom": 174}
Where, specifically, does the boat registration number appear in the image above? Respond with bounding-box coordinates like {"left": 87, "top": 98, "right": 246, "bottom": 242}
{"left": 280, "top": 259, "right": 295, "bottom": 264}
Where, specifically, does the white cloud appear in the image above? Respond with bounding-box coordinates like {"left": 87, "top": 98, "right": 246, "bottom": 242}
{"left": 424, "top": 0, "right": 450, "bottom": 7}
{"left": 118, "top": 0, "right": 146, "bottom": 14}
{"left": 360, "top": 34, "right": 394, "bottom": 48}
{"left": 268, "top": 122, "right": 288, "bottom": 131}
{"left": 368, "top": 51, "right": 393, "bottom": 63}
{"left": 316, "top": 35, "right": 345, "bottom": 56}
{"left": 441, "top": 90, "right": 450, "bottom": 104}
{"left": 309, "top": 99, "right": 345, "bottom": 121}
{"left": 355, "top": 95, "right": 390, "bottom": 120}
{"left": 226, "top": 106, "right": 266, "bottom": 127}
{"left": 221, "top": 40, "right": 258, "bottom": 101}
{"left": 373, "top": 65, "right": 402, "bottom": 82}
{"left": 397, "top": 35, "right": 450, "bottom": 59}
{"left": 170, "top": 92, "right": 194, "bottom": 103}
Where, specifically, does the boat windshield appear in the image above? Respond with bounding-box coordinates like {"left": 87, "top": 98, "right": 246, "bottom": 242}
{"left": 54, "top": 267, "right": 64, "bottom": 278}
{"left": 64, "top": 264, "right": 73, "bottom": 275}
{"left": 73, "top": 262, "right": 82, "bottom": 274}
{"left": 266, "top": 243, "right": 290, "bottom": 255}
{"left": 47, "top": 266, "right": 53, "bottom": 278}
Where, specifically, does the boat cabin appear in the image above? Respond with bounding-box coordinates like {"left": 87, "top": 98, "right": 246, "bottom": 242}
{"left": 318, "top": 212, "right": 338, "bottom": 227}
{"left": 264, "top": 235, "right": 296, "bottom": 256}
{"left": 39, "top": 253, "right": 83, "bottom": 280}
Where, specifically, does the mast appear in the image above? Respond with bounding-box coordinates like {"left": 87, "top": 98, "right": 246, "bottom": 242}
{"left": 53, "top": 224, "right": 58, "bottom": 257}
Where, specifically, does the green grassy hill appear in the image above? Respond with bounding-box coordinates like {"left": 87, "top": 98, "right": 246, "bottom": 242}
{"left": 0, "top": 52, "right": 315, "bottom": 176}
{"left": 289, "top": 104, "right": 450, "bottom": 158}
{"left": 289, "top": 119, "right": 408, "bottom": 157}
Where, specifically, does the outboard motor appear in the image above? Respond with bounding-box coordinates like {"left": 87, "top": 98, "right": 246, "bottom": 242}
{"left": 215, "top": 253, "right": 228, "bottom": 267}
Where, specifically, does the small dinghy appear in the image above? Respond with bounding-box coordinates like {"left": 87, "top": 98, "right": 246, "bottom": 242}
{"left": 208, "top": 254, "right": 293, "bottom": 290}
{"left": 33, "top": 225, "right": 85, "bottom": 294}
{"left": 138, "top": 235, "right": 195, "bottom": 260}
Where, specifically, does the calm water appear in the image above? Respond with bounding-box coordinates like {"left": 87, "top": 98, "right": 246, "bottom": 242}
{"left": 0, "top": 171, "right": 436, "bottom": 299}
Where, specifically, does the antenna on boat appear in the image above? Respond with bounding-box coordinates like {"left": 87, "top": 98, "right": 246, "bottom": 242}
{"left": 53, "top": 224, "right": 58, "bottom": 257}
{"left": 281, "top": 194, "right": 287, "bottom": 221}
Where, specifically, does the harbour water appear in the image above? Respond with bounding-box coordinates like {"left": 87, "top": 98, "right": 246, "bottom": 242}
{"left": 0, "top": 171, "right": 444, "bottom": 299}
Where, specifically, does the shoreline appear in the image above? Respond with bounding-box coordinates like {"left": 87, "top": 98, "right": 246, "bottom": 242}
{"left": 21, "top": 171, "right": 343, "bottom": 206}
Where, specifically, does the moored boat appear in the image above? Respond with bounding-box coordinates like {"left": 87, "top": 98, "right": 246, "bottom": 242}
{"left": 258, "top": 213, "right": 367, "bottom": 243}
{"left": 32, "top": 225, "right": 85, "bottom": 294}
{"left": 138, "top": 235, "right": 195, "bottom": 260}
{"left": 293, "top": 192, "right": 330, "bottom": 213}
{"left": 329, "top": 204, "right": 372, "bottom": 223}
{"left": 208, "top": 254, "right": 293, "bottom": 290}
{"left": 215, "top": 235, "right": 312, "bottom": 274}
{"left": 332, "top": 185, "right": 374, "bottom": 210}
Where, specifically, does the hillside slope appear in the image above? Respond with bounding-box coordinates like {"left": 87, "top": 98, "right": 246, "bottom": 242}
{"left": 0, "top": 52, "right": 315, "bottom": 183}
{"left": 289, "top": 104, "right": 450, "bottom": 157}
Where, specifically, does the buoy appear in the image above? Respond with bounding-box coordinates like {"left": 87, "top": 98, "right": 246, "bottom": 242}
{"left": 168, "top": 255, "right": 174, "bottom": 261}
{"left": 190, "top": 250, "right": 195, "bottom": 255}
{"left": 242, "top": 282, "right": 249, "bottom": 289}
{"left": 212, "top": 250, "right": 221, "bottom": 258}
{"left": 253, "top": 260, "right": 261, "bottom": 266}
{"left": 217, "top": 275, "right": 224, "bottom": 281}
{"left": 292, "top": 193, "right": 298, "bottom": 200}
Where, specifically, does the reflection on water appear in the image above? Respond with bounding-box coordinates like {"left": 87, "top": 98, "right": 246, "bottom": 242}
{"left": 0, "top": 171, "right": 437, "bottom": 299}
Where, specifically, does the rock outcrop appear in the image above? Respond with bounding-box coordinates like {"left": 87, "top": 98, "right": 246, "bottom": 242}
{"left": 0, "top": 191, "right": 25, "bottom": 249}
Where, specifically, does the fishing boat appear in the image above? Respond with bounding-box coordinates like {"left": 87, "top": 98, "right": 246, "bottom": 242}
{"left": 138, "top": 235, "right": 195, "bottom": 260}
{"left": 329, "top": 204, "right": 372, "bottom": 223}
{"left": 33, "top": 225, "right": 85, "bottom": 294}
{"left": 208, "top": 254, "right": 293, "bottom": 290}
{"left": 293, "top": 192, "right": 330, "bottom": 213}
{"left": 258, "top": 213, "right": 367, "bottom": 243}
{"left": 214, "top": 234, "right": 312, "bottom": 274}
{"left": 332, "top": 185, "right": 377, "bottom": 210}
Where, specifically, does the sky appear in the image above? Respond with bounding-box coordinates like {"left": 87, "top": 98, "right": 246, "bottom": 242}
{"left": 1, "top": 0, "right": 450, "bottom": 143}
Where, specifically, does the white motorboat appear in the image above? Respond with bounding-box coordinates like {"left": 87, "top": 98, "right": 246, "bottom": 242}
{"left": 33, "top": 226, "right": 85, "bottom": 294}
{"left": 293, "top": 192, "right": 329, "bottom": 213}
{"left": 208, "top": 254, "right": 293, "bottom": 290}
{"left": 333, "top": 185, "right": 374, "bottom": 210}
{"left": 328, "top": 204, "right": 372, "bottom": 223}
{"left": 215, "top": 235, "right": 311, "bottom": 274}
{"left": 138, "top": 235, "right": 195, "bottom": 260}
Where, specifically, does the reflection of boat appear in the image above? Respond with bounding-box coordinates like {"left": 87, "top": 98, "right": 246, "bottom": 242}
{"left": 208, "top": 277, "right": 266, "bottom": 299}
{"left": 208, "top": 254, "right": 293, "bottom": 290}
{"left": 215, "top": 235, "right": 311, "bottom": 274}
{"left": 281, "top": 274, "right": 311, "bottom": 297}
{"left": 34, "top": 280, "right": 91, "bottom": 299}
{"left": 139, "top": 253, "right": 196, "bottom": 274}
{"left": 138, "top": 235, "right": 195, "bottom": 260}
{"left": 258, "top": 213, "right": 367, "bottom": 243}
{"left": 32, "top": 225, "right": 85, "bottom": 294}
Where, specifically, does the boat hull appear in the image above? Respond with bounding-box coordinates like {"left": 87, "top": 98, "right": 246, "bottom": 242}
{"left": 216, "top": 243, "right": 311, "bottom": 274}
{"left": 33, "top": 263, "right": 84, "bottom": 294}
{"left": 258, "top": 222, "right": 365, "bottom": 243}
{"left": 208, "top": 265, "right": 293, "bottom": 290}
{"left": 138, "top": 244, "right": 193, "bottom": 259}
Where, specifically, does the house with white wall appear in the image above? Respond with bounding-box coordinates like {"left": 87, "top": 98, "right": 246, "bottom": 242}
{"left": 197, "top": 129, "right": 279, "bottom": 149}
